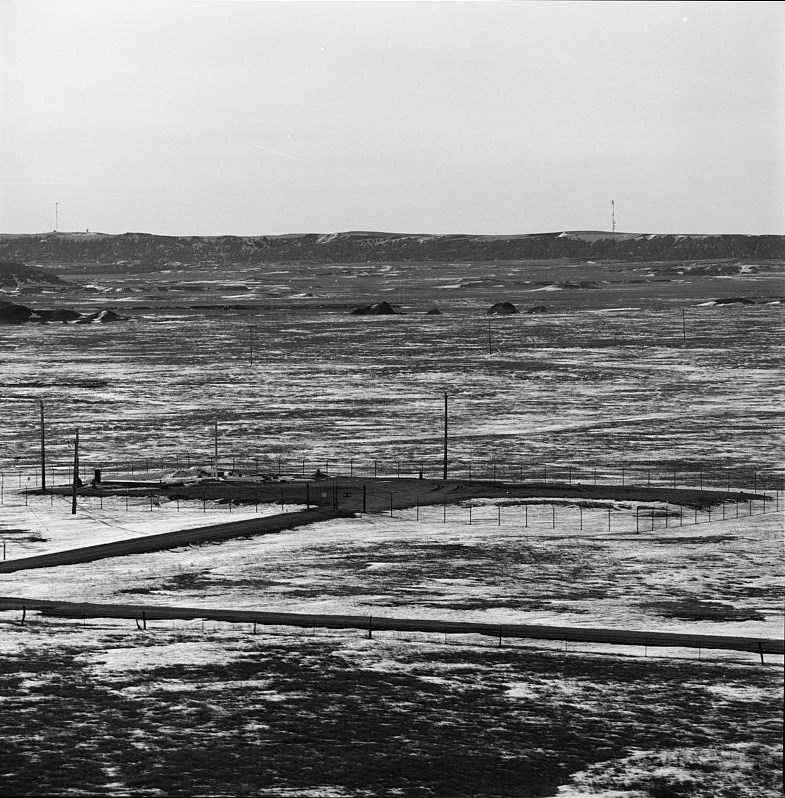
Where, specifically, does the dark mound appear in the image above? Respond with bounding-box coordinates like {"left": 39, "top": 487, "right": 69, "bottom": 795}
{"left": 487, "top": 301, "right": 518, "bottom": 316}
{"left": 713, "top": 297, "right": 755, "bottom": 305}
{"left": 351, "top": 301, "right": 396, "bottom": 316}
{"left": 527, "top": 305, "right": 548, "bottom": 314}
{"left": 75, "top": 309, "right": 124, "bottom": 324}
{"left": 41, "top": 308, "right": 83, "bottom": 322}
{"left": 0, "top": 300, "right": 34, "bottom": 324}
{"left": 425, "top": 307, "right": 442, "bottom": 315}
{"left": 0, "top": 261, "right": 66, "bottom": 287}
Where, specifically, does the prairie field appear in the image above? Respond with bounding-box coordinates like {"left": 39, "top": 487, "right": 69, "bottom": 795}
{"left": 1, "top": 257, "right": 783, "bottom": 796}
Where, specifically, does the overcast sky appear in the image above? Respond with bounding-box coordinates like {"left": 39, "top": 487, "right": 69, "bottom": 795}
{"left": 1, "top": 0, "right": 783, "bottom": 236}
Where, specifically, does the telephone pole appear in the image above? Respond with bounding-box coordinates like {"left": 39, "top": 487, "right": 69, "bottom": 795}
{"left": 214, "top": 420, "right": 219, "bottom": 473}
{"left": 71, "top": 428, "right": 79, "bottom": 515}
{"left": 40, "top": 401, "right": 46, "bottom": 491}
{"left": 443, "top": 392, "right": 448, "bottom": 481}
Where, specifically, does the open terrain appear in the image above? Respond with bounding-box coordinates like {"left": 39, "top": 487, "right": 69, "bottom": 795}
{"left": 1, "top": 241, "right": 783, "bottom": 796}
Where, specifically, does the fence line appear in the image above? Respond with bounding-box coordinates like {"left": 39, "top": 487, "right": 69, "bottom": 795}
{"left": 1, "top": 455, "right": 783, "bottom": 495}
{"left": 2, "top": 486, "right": 781, "bottom": 564}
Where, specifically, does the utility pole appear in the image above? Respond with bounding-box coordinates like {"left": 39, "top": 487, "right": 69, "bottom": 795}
{"left": 71, "top": 428, "right": 79, "bottom": 515}
{"left": 443, "top": 392, "right": 448, "bottom": 481}
{"left": 40, "top": 401, "right": 46, "bottom": 491}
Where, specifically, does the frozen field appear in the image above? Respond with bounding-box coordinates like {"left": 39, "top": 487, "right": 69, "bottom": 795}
{"left": 2, "top": 491, "right": 782, "bottom": 653}
{"left": 1, "top": 490, "right": 783, "bottom": 796}
{"left": 1, "top": 302, "right": 784, "bottom": 489}
{"left": 1, "top": 262, "right": 783, "bottom": 796}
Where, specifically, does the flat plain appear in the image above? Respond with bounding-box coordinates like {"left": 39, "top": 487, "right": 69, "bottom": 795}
{"left": 0, "top": 254, "right": 783, "bottom": 796}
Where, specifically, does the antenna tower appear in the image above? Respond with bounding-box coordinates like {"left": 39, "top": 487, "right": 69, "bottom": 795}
{"left": 611, "top": 199, "right": 615, "bottom": 233}
{"left": 55, "top": 202, "right": 58, "bottom": 232}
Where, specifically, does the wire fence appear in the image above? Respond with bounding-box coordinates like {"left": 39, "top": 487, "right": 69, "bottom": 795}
{"left": 1, "top": 454, "right": 783, "bottom": 495}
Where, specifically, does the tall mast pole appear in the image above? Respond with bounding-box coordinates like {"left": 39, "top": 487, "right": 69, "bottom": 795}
{"left": 611, "top": 199, "right": 615, "bottom": 233}
{"left": 40, "top": 401, "right": 46, "bottom": 491}
{"left": 71, "top": 428, "right": 79, "bottom": 515}
{"left": 443, "top": 392, "right": 448, "bottom": 481}
{"left": 55, "top": 202, "right": 58, "bottom": 233}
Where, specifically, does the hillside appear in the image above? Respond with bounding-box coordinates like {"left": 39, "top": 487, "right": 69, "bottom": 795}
{"left": 0, "top": 231, "right": 782, "bottom": 268}
{"left": 0, "top": 260, "right": 67, "bottom": 287}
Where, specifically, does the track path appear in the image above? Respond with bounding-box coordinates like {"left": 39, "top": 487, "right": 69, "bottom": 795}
{"left": 0, "top": 508, "right": 349, "bottom": 573}
{"left": 0, "top": 596, "right": 782, "bottom": 657}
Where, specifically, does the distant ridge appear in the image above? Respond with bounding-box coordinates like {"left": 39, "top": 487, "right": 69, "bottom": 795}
{"left": 0, "top": 230, "right": 782, "bottom": 266}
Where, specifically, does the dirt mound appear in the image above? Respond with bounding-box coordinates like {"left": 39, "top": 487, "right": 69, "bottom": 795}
{"left": 0, "top": 299, "right": 34, "bottom": 324}
{"left": 487, "top": 301, "right": 518, "bottom": 315}
{"left": 351, "top": 301, "right": 397, "bottom": 315}
{"left": 713, "top": 297, "right": 755, "bottom": 305}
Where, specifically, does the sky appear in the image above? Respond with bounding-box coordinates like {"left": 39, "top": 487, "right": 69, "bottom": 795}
{"left": 1, "top": 0, "right": 784, "bottom": 236}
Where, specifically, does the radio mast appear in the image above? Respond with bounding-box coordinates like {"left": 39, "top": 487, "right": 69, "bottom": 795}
{"left": 55, "top": 202, "right": 58, "bottom": 232}
{"left": 611, "top": 199, "right": 615, "bottom": 233}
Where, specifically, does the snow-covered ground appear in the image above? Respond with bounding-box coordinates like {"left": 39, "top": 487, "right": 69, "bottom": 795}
{"left": 2, "top": 492, "right": 782, "bottom": 664}
{"left": 0, "top": 490, "right": 294, "bottom": 558}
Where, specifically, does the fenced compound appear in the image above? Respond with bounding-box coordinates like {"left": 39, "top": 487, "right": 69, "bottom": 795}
{"left": 1, "top": 453, "right": 783, "bottom": 496}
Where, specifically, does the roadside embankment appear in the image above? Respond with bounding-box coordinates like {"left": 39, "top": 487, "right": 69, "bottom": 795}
{"left": 0, "top": 507, "right": 350, "bottom": 573}
{"left": 0, "top": 596, "right": 782, "bottom": 657}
